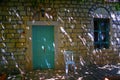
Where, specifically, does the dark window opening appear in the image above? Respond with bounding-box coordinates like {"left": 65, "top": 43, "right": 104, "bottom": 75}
{"left": 94, "top": 18, "right": 110, "bottom": 49}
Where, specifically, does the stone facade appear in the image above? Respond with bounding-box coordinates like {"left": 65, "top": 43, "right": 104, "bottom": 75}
{"left": 0, "top": 0, "right": 120, "bottom": 73}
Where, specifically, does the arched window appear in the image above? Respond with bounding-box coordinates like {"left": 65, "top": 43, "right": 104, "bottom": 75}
{"left": 94, "top": 18, "right": 110, "bottom": 49}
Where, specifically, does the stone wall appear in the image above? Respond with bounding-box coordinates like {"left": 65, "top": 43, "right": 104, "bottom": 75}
{"left": 0, "top": 0, "right": 120, "bottom": 73}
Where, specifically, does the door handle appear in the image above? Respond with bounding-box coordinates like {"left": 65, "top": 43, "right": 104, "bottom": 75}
{"left": 42, "top": 45, "right": 46, "bottom": 53}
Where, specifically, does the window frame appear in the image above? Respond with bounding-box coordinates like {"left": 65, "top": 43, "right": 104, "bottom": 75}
{"left": 94, "top": 18, "right": 110, "bottom": 49}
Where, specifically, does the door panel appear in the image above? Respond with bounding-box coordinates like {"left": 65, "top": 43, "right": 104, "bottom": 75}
{"left": 32, "top": 25, "right": 54, "bottom": 69}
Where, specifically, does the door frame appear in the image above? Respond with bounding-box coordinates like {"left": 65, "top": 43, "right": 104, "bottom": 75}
{"left": 27, "top": 21, "right": 59, "bottom": 70}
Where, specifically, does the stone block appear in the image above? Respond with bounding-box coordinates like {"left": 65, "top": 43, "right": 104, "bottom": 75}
{"left": 0, "top": 43, "right": 4, "bottom": 48}
{"left": 14, "top": 34, "right": 20, "bottom": 38}
{"left": 1, "top": 11, "right": 9, "bottom": 16}
{"left": 20, "top": 11, "right": 26, "bottom": 16}
{"left": 19, "top": 38, "right": 26, "bottom": 42}
{"left": 6, "top": 43, "right": 15, "bottom": 48}
{"left": 72, "top": 29, "right": 79, "bottom": 33}
{"left": 17, "top": 4, "right": 25, "bottom": 11}
{"left": 7, "top": 48, "right": 16, "bottom": 52}
{"left": 71, "top": 33, "right": 76, "bottom": 37}
{"left": 19, "top": 55, "right": 25, "bottom": 60}
{"left": 54, "top": 4, "right": 59, "bottom": 8}
{"left": 9, "top": 30, "right": 16, "bottom": 33}
{"left": 7, "top": 56, "right": 12, "bottom": 60}
{"left": 65, "top": 42, "right": 70, "bottom": 46}
{"left": 2, "top": 39, "right": 9, "bottom": 43}
{"left": 72, "top": 1, "right": 77, "bottom": 4}
{"left": 24, "top": 3, "right": 32, "bottom": 6}
{"left": 9, "top": 60, "right": 16, "bottom": 65}
{"left": 55, "top": 0, "right": 61, "bottom": 4}
{"left": 6, "top": 34, "right": 14, "bottom": 38}
{"left": 16, "top": 43, "right": 24, "bottom": 47}
{"left": 22, "top": 16, "right": 29, "bottom": 21}
{"left": 10, "top": 21, "right": 17, "bottom": 24}
{"left": 67, "top": 29, "right": 72, "bottom": 33}
{"left": 9, "top": 39, "right": 16, "bottom": 42}
{"left": 14, "top": 3, "right": 22, "bottom": 6}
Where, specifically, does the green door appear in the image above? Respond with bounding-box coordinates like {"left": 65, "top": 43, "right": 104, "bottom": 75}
{"left": 32, "top": 25, "right": 54, "bottom": 69}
